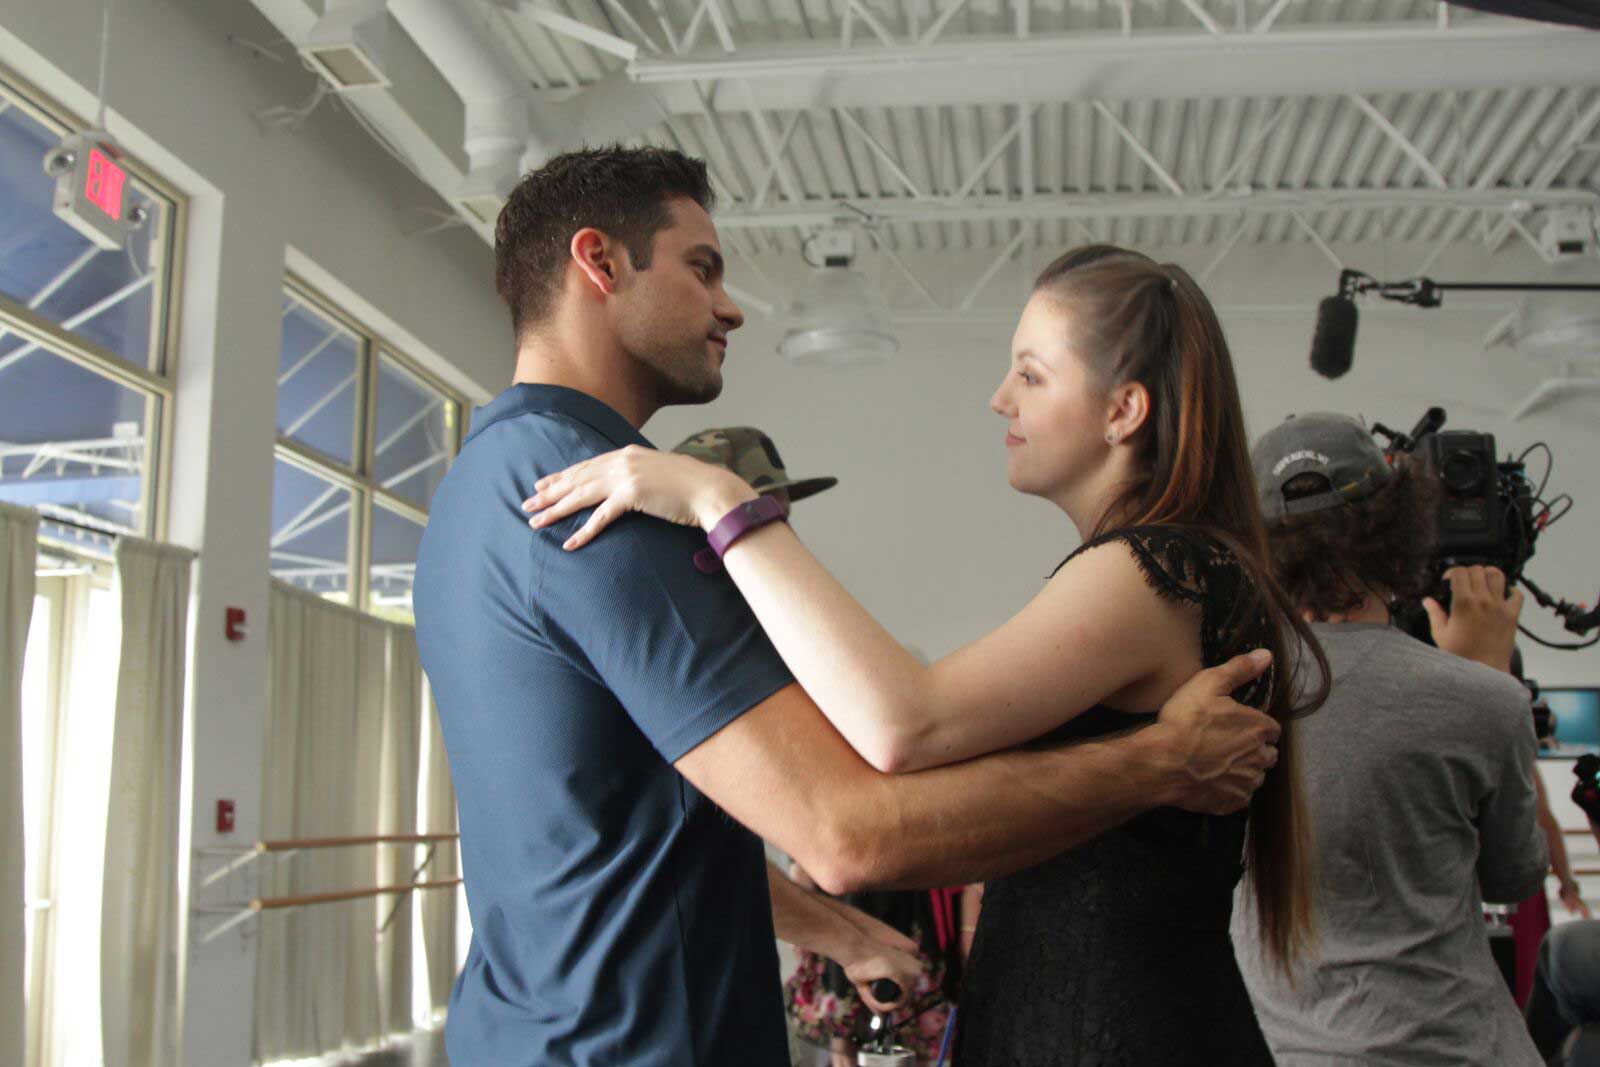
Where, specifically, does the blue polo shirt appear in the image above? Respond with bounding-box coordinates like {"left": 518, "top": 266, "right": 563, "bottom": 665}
{"left": 413, "top": 384, "right": 795, "bottom": 1067}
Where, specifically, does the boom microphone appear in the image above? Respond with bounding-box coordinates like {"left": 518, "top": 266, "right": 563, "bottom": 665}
{"left": 1310, "top": 294, "right": 1358, "bottom": 379}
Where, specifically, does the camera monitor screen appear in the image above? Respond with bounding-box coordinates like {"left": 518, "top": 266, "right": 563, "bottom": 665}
{"left": 1547, "top": 688, "right": 1600, "bottom": 754}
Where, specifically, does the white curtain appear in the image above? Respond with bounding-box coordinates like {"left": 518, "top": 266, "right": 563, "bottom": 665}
{"left": 257, "top": 583, "right": 359, "bottom": 1060}
{"left": 343, "top": 613, "right": 388, "bottom": 1049}
{"left": 420, "top": 681, "right": 458, "bottom": 1017}
{"left": 256, "top": 583, "right": 408, "bottom": 1060}
{"left": 1, "top": 503, "right": 39, "bottom": 1067}
{"left": 100, "top": 537, "right": 194, "bottom": 1067}
{"left": 377, "top": 630, "right": 421, "bottom": 1035}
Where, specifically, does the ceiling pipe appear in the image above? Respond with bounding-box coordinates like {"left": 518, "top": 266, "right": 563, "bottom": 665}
{"left": 387, "top": 0, "right": 529, "bottom": 179}
{"left": 252, "top": 0, "right": 689, "bottom": 233}
{"left": 387, "top": 1, "right": 667, "bottom": 213}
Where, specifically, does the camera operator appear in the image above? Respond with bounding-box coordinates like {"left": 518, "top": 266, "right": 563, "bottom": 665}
{"left": 1231, "top": 412, "right": 1547, "bottom": 1067}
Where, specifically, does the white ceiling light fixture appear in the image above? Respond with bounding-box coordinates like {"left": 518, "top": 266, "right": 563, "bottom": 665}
{"left": 300, "top": 1, "right": 391, "bottom": 91}
{"left": 777, "top": 227, "right": 899, "bottom": 367}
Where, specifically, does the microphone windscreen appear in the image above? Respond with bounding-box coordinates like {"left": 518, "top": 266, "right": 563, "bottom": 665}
{"left": 1310, "top": 296, "right": 1358, "bottom": 379}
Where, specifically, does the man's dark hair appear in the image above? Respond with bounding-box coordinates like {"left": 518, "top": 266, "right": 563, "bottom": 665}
{"left": 494, "top": 145, "right": 715, "bottom": 336}
{"left": 1264, "top": 456, "right": 1442, "bottom": 619}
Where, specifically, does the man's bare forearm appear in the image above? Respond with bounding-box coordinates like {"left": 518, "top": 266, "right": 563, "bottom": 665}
{"left": 817, "top": 726, "right": 1177, "bottom": 892}
{"left": 766, "top": 861, "right": 866, "bottom": 962}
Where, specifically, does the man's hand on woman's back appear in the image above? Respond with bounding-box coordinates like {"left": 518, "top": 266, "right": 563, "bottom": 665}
{"left": 1149, "top": 649, "right": 1281, "bottom": 815}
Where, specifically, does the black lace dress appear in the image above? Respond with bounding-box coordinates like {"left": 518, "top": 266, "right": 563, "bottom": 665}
{"left": 955, "top": 525, "right": 1277, "bottom": 1067}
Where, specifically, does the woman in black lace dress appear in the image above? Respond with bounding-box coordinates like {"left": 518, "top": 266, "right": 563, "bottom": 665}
{"left": 525, "top": 244, "right": 1330, "bottom": 1065}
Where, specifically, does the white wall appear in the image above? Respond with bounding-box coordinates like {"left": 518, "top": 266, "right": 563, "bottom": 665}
{"left": 0, "top": 1, "right": 505, "bottom": 1064}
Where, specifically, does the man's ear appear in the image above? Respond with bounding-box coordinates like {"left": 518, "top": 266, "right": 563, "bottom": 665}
{"left": 1106, "top": 380, "right": 1151, "bottom": 442}
{"left": 570, "top": 228, "right": 617, "bottom": 296}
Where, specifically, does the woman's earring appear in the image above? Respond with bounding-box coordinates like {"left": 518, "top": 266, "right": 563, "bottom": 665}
{"left": 1106, "top": 432, "right": 1117, "bottom": 445}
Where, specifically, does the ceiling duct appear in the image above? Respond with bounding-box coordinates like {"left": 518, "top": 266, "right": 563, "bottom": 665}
{"left": 384, "top": 1, "right": 667, "bottom": 232}
{"left": 300, "top": 1, "right": 391, "bottom": 91}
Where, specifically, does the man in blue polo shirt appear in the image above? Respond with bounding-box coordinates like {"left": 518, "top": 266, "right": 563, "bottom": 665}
{"left": 414, "top": 146, "right": 1282, "bottom": 1067}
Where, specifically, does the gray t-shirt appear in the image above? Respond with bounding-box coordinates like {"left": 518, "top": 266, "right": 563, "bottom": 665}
{"left": 1231, "top": 622, "right": 1548, "bottom": 1067}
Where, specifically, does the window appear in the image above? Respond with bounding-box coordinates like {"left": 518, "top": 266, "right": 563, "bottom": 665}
{"left": 270, "top": 280, "right": 463, "bottom": 619}
{"left": 0, "top": 74, "right": 182, "bottom": 545}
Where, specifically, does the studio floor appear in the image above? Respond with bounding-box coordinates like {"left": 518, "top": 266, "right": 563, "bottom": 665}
{"left": 346, "top": 1030, "right": 449, "bottom": 1067}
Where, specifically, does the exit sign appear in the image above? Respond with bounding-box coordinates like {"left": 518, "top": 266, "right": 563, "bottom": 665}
{"left": 83, "top": 146, "right": 126, "bottom": 220}
{"left": 50, "top": 133, "right": 133, "bottom": 250}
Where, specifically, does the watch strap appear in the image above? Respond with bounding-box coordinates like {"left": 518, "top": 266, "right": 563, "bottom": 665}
{"left": 707, "top": 494, "right": 789, "bottom": 559}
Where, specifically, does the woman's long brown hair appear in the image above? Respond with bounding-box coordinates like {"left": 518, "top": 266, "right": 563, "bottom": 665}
{"left": 1035, "top": 244, "right": 1331, "bottom": 975}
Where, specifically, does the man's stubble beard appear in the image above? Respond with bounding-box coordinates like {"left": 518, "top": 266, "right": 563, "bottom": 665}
{"left": 628, "top": 336, "right": 723, "bottom": 408}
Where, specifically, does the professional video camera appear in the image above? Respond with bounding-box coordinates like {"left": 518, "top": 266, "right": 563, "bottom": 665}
{"left": 1371, "top": 407, "right": 1599, "bottom": 651}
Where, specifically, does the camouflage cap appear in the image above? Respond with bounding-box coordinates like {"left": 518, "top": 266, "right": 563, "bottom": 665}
{"left": 672, "top": 426, "right": 838, "bottom": 503}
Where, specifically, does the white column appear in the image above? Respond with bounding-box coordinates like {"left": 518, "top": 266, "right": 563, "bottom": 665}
{"left": 166, "top": 187, "right": 283, "bottom": 1067}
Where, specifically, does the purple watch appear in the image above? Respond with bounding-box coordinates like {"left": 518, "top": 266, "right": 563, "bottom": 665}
{"left": 692, "top": 495, "right": 788, "bottom": 574}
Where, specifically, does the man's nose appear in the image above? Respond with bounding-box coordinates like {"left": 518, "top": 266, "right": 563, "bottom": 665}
{"left": 716, "top": 292, "right": 745, "bottom": 332}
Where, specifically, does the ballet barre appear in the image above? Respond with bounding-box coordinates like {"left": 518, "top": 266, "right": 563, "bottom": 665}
{"left": 198, "top": 832, "right": 460, "bottom": 889}
{"left": 198, "top": 877, "right": 462, "bottom": 944}
{"left": 194, "top": 833, "right": 461, "bottom": 944}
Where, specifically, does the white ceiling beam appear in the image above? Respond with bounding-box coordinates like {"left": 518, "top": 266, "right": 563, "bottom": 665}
{"left": 1207, "top": 99, "right": 1289, "bottom": 194}
{"left": 711, "top": 186, "right": 1598, "bottom": 229}
{"left": 1093, "top": 100, "right": 1184, "bottom": 197}
{"left": 1288, "top": 211, "right": 1343, "bottom": 271}
{"left": 742, "top": 96, "right": 803, "bottom": 205}
{"left": 505, "top": 2, "right": 639, "bottom": 61}
{"left": 629, "top": 24, "right": 1600, "bottom": 114}
{"left": 845, "top": 0, "right": 899, "bottom": 49}
{"left": 1345, "top": 94, "right": 1450, "bottom": 191}
{"left": 960, "top": 227, "right": 1028, "bottom": 309}
{"left": 599, "top": 0, "right": 667, "bottom": 55}
{"left": 680, "top": 0, "right": 737, "bottom": 54}
{"left": 1485, "top": 94, "right": 1600, "bottom": 251}
{"left": 748, "top": 105, "right": 805, "bottom": 207}
{"left": 1251, "top": 0, "right": 1293, "bottom": 34}
{"left": 953, "top": 106, "right": 1034, "bottom": 200}
{"left": 702, "top": 0, "right": 738, "bottom": 53}
{"left": 836, "top": 109, "right": 926, "bottom": 199}
{"left": 865, "top": 228, "right": 943, "bottom": 309}
{"left": 1199, "top": 216, "right": 1250, "bottom": 280}
{"left": 919, "top": 0, "right": 974, "bottom": 47}
{"left": 645, "top": 0, "right": 683, "bottom": 54}
{"left": 1174, "top": 0, "right": 1224, "bottom": 36}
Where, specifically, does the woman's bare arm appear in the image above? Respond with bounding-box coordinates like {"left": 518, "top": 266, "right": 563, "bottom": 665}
{"left": 717, "top": 524, "right": 1197, "bottom": 771}
{"left": 525, "top": 446, "right": 1202, "bottom": 772}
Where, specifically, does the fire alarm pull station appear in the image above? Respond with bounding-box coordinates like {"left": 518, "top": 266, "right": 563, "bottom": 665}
{"left": 217, "top": 799, "right": 235, "bottom": 834}
{"left": 225, "top": 607, "right": 247, "bottom": 641}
